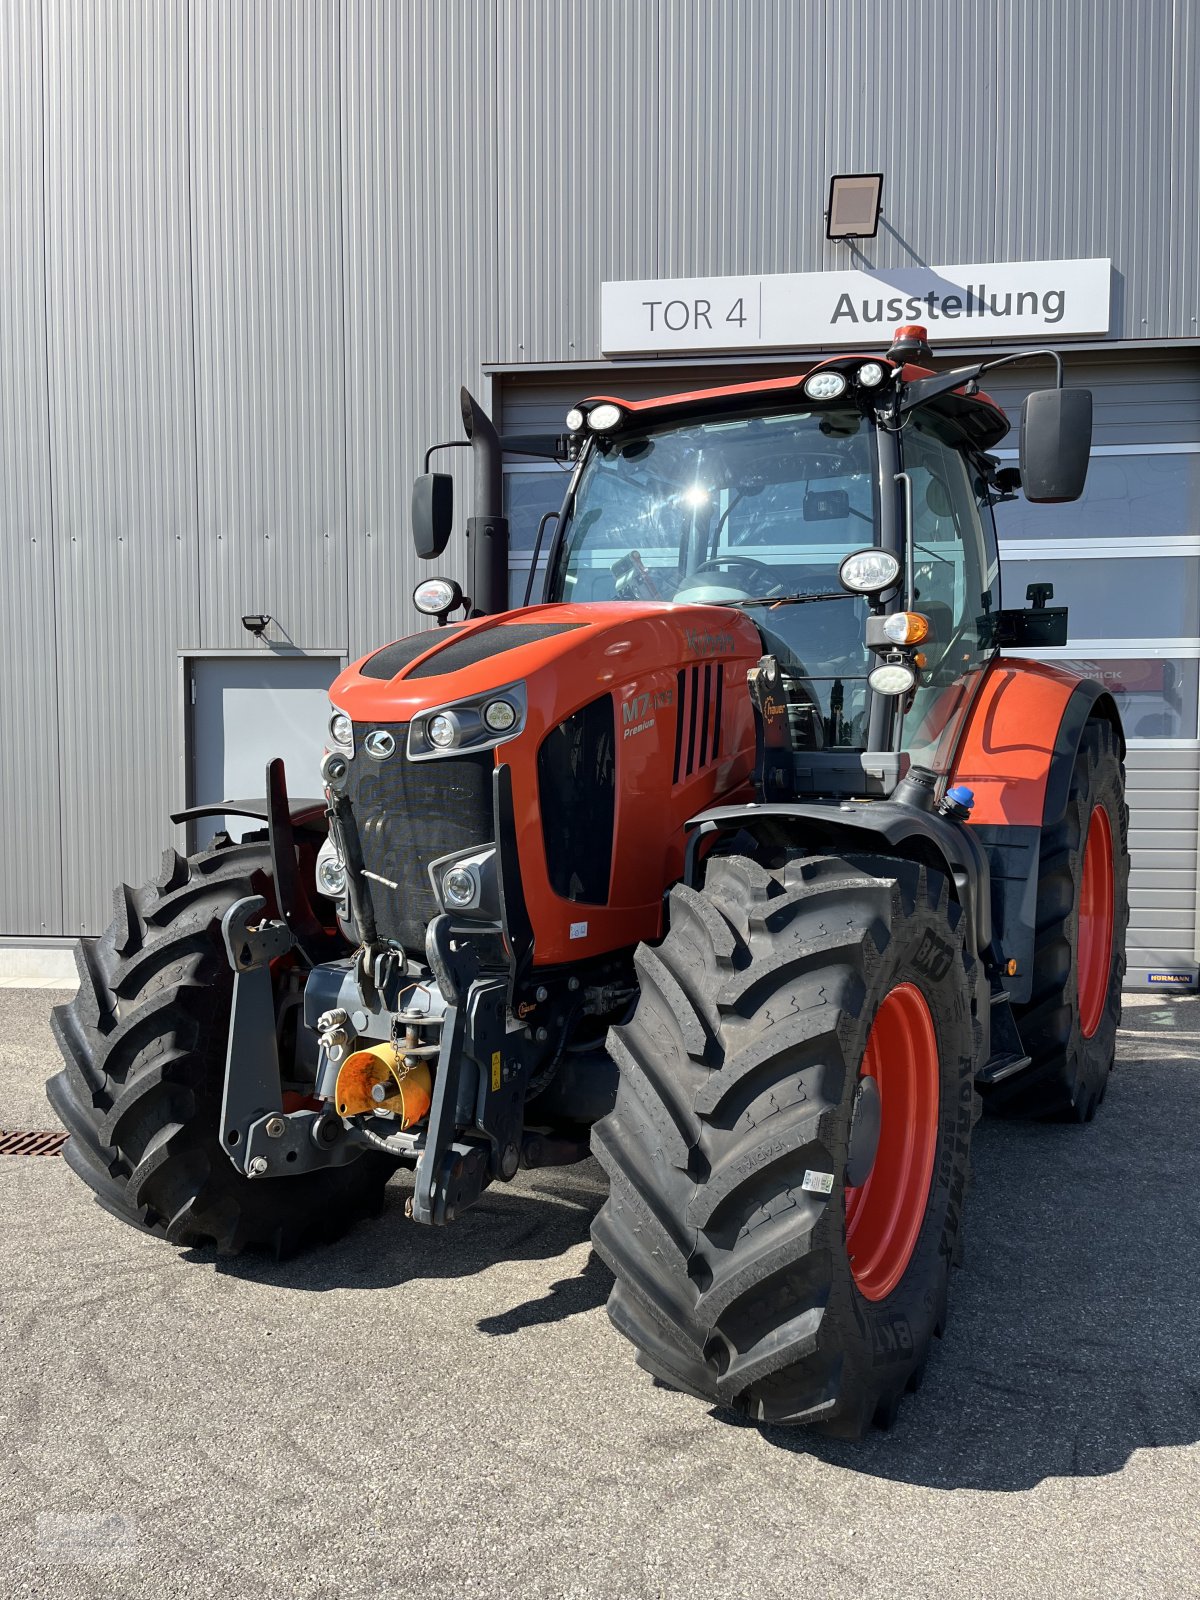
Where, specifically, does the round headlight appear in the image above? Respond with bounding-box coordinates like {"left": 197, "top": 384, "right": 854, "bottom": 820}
{"left": 427, "top": 713, "right": 458, "bottom": 749}
{"left": 565, "top": 407, "right": 585, "bottom": 432}
{"left": 839, "top": 548, "right": 902, "bottom": 594}
{"left": 413, "top": 577, "right": 462, "bottom": 617}
{"left": 587, "top": 402, "right": 624, "bottom": 432}
{"left": 315, "top": 846, "right": 347, "bottom": 899}
{"left": 442, "top": 866, "right": 477, "bottom": 908}
{"left": 328, "top": 710, "right": 353, "bottom": 750}
{"left": 857, "top": 361, "right": 886, "bottom": 389}
{"left": 803, "top": 370, "right": 848, "bottom": 401}
{"left": 482, "top": 698, "right": 517, "bottom": 733}
{"left": 883, "top": 611, "right": 931, "bottom": 645}
{"left": 868, "top": 662, "right": 918, "bottom": 696}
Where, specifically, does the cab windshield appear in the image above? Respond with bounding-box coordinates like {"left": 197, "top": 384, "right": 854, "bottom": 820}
{"left": 549, "top": 406, "right": 880, "bottom": 748}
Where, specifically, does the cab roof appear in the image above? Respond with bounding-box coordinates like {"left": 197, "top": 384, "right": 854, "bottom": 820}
{"left": 583, "top": 354, "right": 1011, "bottom": 452}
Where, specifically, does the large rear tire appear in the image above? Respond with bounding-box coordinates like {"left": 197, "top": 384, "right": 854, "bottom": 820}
{"left": 591, "top": 851, "right": 979, "bottom": 1437}
{"left": 986, "top": 718, "right": 1130, "bottom": 1120}
{"left": 46, "top": 838, "right": 394, "bottom": 1254}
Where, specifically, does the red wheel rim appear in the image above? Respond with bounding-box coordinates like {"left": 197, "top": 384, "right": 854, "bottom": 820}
{"left": 845, "top": 983, "right": 939, "bottom": 1303}
{"left": 1078, "top": 804, "right": 1114, "bottom": 1039}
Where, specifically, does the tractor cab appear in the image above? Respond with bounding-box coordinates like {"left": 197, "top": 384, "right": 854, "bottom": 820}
{"left": 540, "top": 326, "right": 1091, "bottom": 783}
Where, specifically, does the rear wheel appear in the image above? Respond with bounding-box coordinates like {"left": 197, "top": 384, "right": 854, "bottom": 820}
{"left": 987, "top": 718, "right": 1130, "bottom": 1120}
{"left": 591, "top": 851, "right": 979, "bottom": 1436}
{"left": 46, "top": 838, "right": 394, "bottom": 1254}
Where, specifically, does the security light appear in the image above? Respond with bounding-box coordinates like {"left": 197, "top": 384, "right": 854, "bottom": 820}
{"left": 826, "top": 173, "right": 883, "bottom": 240}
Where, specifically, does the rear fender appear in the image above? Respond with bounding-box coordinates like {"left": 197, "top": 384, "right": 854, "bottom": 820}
{"left": 951, "top": 657, "right": 1125, "bottom": 1003}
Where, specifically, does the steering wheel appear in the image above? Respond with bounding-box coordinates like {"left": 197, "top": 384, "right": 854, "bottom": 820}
{"left": 683, "top": 555, "right": 782, "bottom": 597}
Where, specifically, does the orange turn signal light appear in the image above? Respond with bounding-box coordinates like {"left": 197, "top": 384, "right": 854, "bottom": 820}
{"left": 882, "top": 611, "right": 931, "bottom": 646}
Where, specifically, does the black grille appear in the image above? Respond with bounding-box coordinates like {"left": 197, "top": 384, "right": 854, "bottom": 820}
{"left": 406, "top": 622, "right": 582, "bottom": 679}
{"left": 537, "top": 695, "right": 616, "bottom": 904}
{"left": 342, "top": 723, "right": 495, "bottom": 953}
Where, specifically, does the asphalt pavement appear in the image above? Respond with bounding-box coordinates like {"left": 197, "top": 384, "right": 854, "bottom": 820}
{"left": 2, "top": 987, "right": 1198, "bottom": 1599}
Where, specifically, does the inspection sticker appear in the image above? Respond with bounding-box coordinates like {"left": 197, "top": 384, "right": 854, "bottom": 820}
{"left": 802, "top": 1170, "right": 835, "bottom": 1195}
{"left": 570, "top": 921, "right": 589, "bottom": 940}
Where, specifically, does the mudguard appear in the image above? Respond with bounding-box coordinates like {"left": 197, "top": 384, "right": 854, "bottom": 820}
{"left": 949, "top": 657, "right": 1124, "bottom": 828}
{"left": 950, "top": 658, "right": 1124, "bottom": 1004}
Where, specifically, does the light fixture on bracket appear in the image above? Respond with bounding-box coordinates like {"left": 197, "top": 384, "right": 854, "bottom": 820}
{"left": 241, "top": 614, "right": 272, "bottom": 636}
{"left": 825, "top": 172, "right": 884, "bottom": 241}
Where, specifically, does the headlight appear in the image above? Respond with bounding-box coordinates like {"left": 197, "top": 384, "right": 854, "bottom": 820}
{"left": 328, "top": 708, "right": 353, "bottom": 750}
{"left": 869, "top": 661, "right": 918, "bottom": 695}
{"left": 428, "top": 712, "right": 458, "bottom": 748}
{"left": 565, "top": 406, "right": 585, "bottom": 432}
{"left": 882, "top": 611, "right": 930, "bottom": 645}
{"left": 482, "top": 698, "right": 517, "bottom": 733}
{"left": 314, "top": 838, "right": 347, "bottom": 899}
{"left": 413, "top": 576, "right": 463, "bottom": 617}
{"left": 839, "top": 548, "right": 902, "bottom": 594}
{"left": 408, "top": 681, "right": 528, "bottom": 761}
{"left": 587, "top": 402, "right": 624, "bottom": 432}
{"left": 803, "top": 370, "right": 848, "bottom": 400}
{"left": 857, "top": 361, "right": 886, "bottom": 388}
{"left": 442, "top": 866, "right": 478, "bottom": 909}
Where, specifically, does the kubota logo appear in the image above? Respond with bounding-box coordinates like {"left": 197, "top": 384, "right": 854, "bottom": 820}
{"left": 364, "top": 730, "right": 396, "bottom": 760}
{"left": 685, "top": 628, "right": 735, "bottom": 658}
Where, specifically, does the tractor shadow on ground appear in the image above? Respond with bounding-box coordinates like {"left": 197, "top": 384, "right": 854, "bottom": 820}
{"left": 199, "top": 1161, "right": 608, "bottom": 1312}
{"left": 758, "top": 1012, "right": 1200, "bottom": 1490}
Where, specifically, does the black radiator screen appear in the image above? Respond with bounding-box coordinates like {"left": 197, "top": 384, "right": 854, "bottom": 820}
{"left": 343, "top": 725, "right": 494, "bottom": 953}
{"left": 537, "top": 695, "right": 616, "bottom": 904}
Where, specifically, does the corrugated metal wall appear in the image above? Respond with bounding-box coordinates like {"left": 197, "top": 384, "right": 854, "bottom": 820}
{"left": 496, "top": 0, "right": 1200, "bottom": 361}
{"left": 1, "top": 0, "right": 1198, "bottom": 937}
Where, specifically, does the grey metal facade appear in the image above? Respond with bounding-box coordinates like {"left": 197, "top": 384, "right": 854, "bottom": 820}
{"left": 2, "top": 0, "right": 1198, "bottom": 942}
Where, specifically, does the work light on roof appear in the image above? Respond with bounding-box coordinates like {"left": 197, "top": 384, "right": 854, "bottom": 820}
{"left": 857, "top": 361, "right": 886, "bottom": 389}
{"left": 587, "top": 403, "right": 624, "bottom": 433}
{"left": 803, "top": 371, "right": 848, "bottom": 401}
{"left": 565, "top": 407, "right": 585, "bottom": 432}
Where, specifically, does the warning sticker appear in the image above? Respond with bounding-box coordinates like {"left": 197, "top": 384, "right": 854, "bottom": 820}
{"left": 491, "top": 1051, "right": 501, "bottom": 1092}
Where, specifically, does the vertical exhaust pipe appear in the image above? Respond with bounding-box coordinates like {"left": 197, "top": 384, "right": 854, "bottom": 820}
{"left": 460, "top": 388, "right": 509, "bottom": 617}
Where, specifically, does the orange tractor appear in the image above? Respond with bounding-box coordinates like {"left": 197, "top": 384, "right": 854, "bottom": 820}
{"left": 49, "top": 326, "right": 1128, "bottom": 1435}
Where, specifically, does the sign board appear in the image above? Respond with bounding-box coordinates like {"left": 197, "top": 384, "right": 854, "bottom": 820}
{"left": 600, "top": 258, "right": 1112, "bottom": 355}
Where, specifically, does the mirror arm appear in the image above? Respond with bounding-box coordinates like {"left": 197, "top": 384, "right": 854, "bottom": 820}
{"left": 899, "top": 348, "right": 1065, "bottom": 417}
{"left": 423, "top": 439, "right": 471, "bottom": 473}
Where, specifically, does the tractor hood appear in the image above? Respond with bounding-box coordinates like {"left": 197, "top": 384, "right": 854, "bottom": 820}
{"left": 330, "top": 602, "right": 763, "bottom": 729}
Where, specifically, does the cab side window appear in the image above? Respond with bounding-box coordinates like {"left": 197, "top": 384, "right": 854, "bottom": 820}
{"left": 900, "top": 418, "right": 997, "bottom": 767}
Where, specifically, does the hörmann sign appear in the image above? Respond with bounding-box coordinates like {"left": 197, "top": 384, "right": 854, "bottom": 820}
{"left": 600, "top": 258, "right": 1111, "bottom": 355}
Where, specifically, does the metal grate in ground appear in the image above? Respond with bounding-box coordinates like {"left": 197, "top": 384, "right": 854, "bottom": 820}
{"left": 0, "top": 1129, "right": 68, "bottom": 1156}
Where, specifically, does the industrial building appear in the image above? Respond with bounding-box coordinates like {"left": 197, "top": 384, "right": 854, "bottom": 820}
{"left": 1, "top": 0, "right": 1196, "bottom": 988}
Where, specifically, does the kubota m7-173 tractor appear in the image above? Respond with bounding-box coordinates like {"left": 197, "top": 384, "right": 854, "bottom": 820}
{"left": 49, "top": 325, "right": 1128, "bottom": 1435}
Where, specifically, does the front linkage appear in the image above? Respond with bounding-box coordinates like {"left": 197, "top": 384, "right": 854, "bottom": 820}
{"left": 218, "top": 761, "right": 591, "bottom": 1223}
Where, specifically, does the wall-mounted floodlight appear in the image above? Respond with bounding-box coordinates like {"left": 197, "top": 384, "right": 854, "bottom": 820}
{"left": 826, "top": 172, "right": 884, "bottom": 240}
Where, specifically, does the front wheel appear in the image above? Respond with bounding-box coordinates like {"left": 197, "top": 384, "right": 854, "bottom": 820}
{"left": 46, "top": 838, "right": 395, "bottom": 1255}
{"left": 591, "top": 851, "right": 979, "bottom": 1437}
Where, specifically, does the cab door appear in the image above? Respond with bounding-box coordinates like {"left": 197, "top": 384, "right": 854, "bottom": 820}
{"left": 898, "top": 416, "right": 1001, "bottom": 771}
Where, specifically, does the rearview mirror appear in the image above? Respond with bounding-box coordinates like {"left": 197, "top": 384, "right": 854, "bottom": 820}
{"left": 412, "top": 472, "right": 453, "bottom": 559}
{"left": 1019, "top": 388, "right": 1092, "bottom": 503}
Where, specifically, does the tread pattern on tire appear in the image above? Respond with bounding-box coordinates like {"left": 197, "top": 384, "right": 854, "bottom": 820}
{"left": 47, "top": 839, "right": 393, "bottom": 1255}
{"left": 991, "top": 717, "right": 1131, "bottom": 1121}
{"left": 592, "top": 850, "right": 977, "bottom": 1436}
